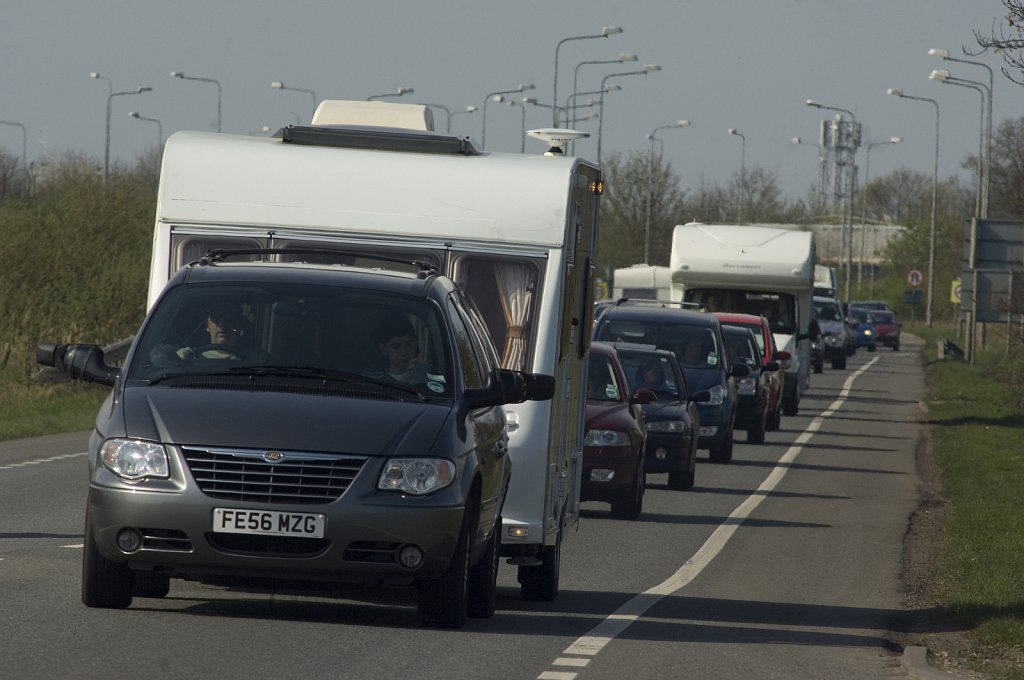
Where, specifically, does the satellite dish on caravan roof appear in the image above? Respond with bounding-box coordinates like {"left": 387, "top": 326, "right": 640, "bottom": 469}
{"left": 527, "top": 128, "right": 589, "bottom": 156}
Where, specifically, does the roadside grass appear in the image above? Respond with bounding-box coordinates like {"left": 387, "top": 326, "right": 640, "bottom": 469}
{"left": 0, "top": 383, "right": 108, "bottom": 441}
{"left": 912, "top": 323, "right": 1024, "bottom": 678}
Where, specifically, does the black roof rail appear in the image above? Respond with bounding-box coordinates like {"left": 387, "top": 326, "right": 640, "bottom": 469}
{"left": 613, "top": 298, "right": 709, "bottom": 312}
{"left": 195, "top": 247, "right": 439, "bottom": 276}
{"left": 275, "top": 125, "right": 480, "bottom": 156}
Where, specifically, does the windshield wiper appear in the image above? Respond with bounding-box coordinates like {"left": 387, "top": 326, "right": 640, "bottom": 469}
{"left": 222, "top": 365, "right": 424, "bottom": 397}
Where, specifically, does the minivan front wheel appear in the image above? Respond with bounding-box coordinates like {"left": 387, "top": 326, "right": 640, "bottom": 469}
{"left": 82, "top": 514, "right": 134, "bottom": 609}
{"left": 416, "top": 511, "right": 471, "bottom": 628}
{"left": 467, "top": 519, "right": 499, "bottom": 619}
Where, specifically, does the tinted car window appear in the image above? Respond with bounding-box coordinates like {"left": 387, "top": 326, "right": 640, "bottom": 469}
{"left": 586, "top": 354, "right": 621, "bottom": 402}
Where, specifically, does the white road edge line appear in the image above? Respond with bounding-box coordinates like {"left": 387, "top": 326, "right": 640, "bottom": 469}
{"left": 0, "top": 451, "right": 87, "bottom": 470}
{"left": 541, "top": 357, "right": 880, "bottom": 677}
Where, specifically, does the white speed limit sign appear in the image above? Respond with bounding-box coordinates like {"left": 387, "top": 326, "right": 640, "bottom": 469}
{"left": 907, "top": 269, "right": 924, "bottom": 287}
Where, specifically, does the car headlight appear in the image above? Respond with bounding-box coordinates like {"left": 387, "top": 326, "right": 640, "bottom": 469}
{"left": 647, "top": 420, "right": 684, "bottom": 433}
{"left": 584, "top": 429, "right": 631, "bottom": 447}
{"left": 100, "top": 438, "right": 169, "bottom": 481}
{"left": 862, "top": 329, "right": 874, "bottom": 337}
{"left": 707, "top": 384, "right": 725, "bottom": 406}
{"left": 378, "top": 458, "right": 456, "bottom": 495}
{"left": 824, "top": 335, "right": 843, "bottom": 347}
{"left": 737, "top": 377, "right": 757, "bottom": 395}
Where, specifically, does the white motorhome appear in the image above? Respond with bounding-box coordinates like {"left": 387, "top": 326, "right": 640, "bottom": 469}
{"left": 669, "top": 222, "right": 815, "bottom": 415}
{"left": 612, "top": 264, "right": 673, "bottom": 301}
{"left": 145, "top": 101, "right": 603, "bottom": 600}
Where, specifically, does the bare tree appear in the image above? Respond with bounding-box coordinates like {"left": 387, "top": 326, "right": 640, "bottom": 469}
{"left": 985, "top": 116, "right": 1024, "bottom": 217}
{"left": 973, "top": 0, "right": 1024, "bottom": 84}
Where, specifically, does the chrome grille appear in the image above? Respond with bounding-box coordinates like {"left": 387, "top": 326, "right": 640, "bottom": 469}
{"left": 182, "top": 447, "right": 366, "bottom": 504}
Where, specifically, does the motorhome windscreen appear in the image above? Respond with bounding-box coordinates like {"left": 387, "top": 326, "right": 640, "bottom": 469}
{"left": 451, "top": 255, "right": 544, "bottom": 373}
{"left": 684, "top": 289, "right": 796, "bottom": 336}
{"left": 126, "top": 281, "right": 452, "bottom": 397}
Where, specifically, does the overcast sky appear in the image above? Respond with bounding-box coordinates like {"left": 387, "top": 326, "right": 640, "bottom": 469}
{"left": 0, "top": 1, "right": 1015, "bottom": 200}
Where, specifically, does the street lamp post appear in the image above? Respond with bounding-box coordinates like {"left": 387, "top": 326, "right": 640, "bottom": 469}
{"left": 930, "top": 69, "right": 989, "bottom": 218}
{"left": 521, "top": 97, "right": 569, "bottom": 127}
{"left": 128, "top": 111, "right": 163, "bottom": 147}
{"left": 859, "top": 136, "right": 902, "bottom": 286}
{"left": 569, "top": 53, "right": 637, "bottom": 130}
{"left": 270, "top": 81, "right": 318, "bottom": 121}
{"left": 0, "top": 120, "right": 27, "bottom": 177}
{"left": 171, "top": 71, "right": 222, "bottom": 132}
{"left": 447, "top": 105, "right": 477, "bottom": 134}
{"left": 481, "top": 83, "right": 534, "bottom": 149}
{"left": 644, "top": 120, "right": 690, "bottom": 263}
{"left": 552, "top": 26, "right": 623, "bottom": 127}
{"left": 90, "top": 71, "right": 112, "bottom": 96}
{"left": 887, "top": 88, "right": 939, "bottom": 327}
{"left": 105, "top": 86, "right": 152, "bottom": 182}
{"left": 367, "top": 87, "right": 414, "bottom": 101}
{"left": 505, "top": 100, "right": 527, "bottom": 153}
{"left": 929, "top": 48, "right": 993, "bottom": 218}
{"left": 596, "top": 65, "right": 660, "bottom": 164}
{"left": 728, "top": 128, "right": 746, "bottom": 223}
{"left": 806, "top": 99, "right": 859, "bottom": 303}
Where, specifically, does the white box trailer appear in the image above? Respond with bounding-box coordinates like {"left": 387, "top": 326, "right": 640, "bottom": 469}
{"left": 146, "top": 101, "right": 603, "bottom": 600}
{"left": 612, "top": 264, "right": 673, "bottom": 301}
{"left": 669, "top": 222, "right": 815, "bottom": 415}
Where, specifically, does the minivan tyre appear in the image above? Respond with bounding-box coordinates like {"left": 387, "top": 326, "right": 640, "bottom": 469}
{"left": 416, "top": 510, "right": 471, "bottom": 629}
{"left": 466, "top": 520, "right": 499, "bottom": 619}
{"left": 519, "top": 531, "right": 561, "bottom": 602}
{"left": 82, "top": 515, "right": 134, "bottom": 609}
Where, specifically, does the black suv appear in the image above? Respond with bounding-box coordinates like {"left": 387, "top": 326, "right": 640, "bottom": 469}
{"left": 37, "top": 250, "right": 554, "bottom": 629}
{"left": 592, "top": 302, "right": 749, "bottom": 464}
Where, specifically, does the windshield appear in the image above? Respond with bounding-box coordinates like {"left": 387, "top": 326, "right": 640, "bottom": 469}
{"left": 595, "top": 319, "right": 720, "bottom": 371}
{"left": 684, "top": 288, "right": 797, "bottom": 336}
{"left": 127, "top": 280, "right": 453, "bottom": 397}
{"left": 813, "top": 301, "right": 842, "bottom": 322}
{"left": 617, "top": 352, "right": 682, "bottom": 401}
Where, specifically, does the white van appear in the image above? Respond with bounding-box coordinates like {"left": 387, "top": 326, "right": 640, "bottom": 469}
{"left": 145, "top": 101, "right": 603, "bottom": 600}
{"left": 612, "top": 264, "right": 673, "bottom": 301}
{"left": 669, "top": 222, "right": 815, "bottom": 415}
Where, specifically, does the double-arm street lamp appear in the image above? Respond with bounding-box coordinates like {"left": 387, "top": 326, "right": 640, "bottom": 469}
{"left": 367, "top": 86, "right": 414, "bottom": 101}
{"left": 930, "top": 68, "right": 990, "bottom": 219}
{"left": 806, "top": 99, "right": 859, "bottom": 303}
{"left": 128, "top": 111, "right": 163, "bottom": 147}
{"left": 596, "top": 65, "right": 660, "bottom": 164}
{"left": 171, "top": 71, "right": 222, "bottom": 132}
{"left": 105, "top": 86, "right": 152, "bottom": 182}
{"left": 887, "top": 87, "right": 939, "bottom": 327}
{"left": 930, "top": 48, "right": 993, "bottom": 218}
{"left": 481, "top": 83, "right": 535, "bottom": 149}
{"left": 271, "top": 81, "right": 318, "bottom": 120}
{"left": 552, "top": 26, "right": 623, "bottom": 127}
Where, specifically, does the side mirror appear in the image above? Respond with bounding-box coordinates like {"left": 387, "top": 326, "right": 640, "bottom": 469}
{"left": 690, "top": 389, "right": 712, "bottom": 404}
{"left": 36, "top": 342, "right": 120, "bottom": 387}
{"left": 632, "top": 388, "right": 657, "bottom": 405}
{"left": 763, "top": 360, "right": 780, "bottom": 372}
{"left": 523, "top": 372, "right": 556, "bottom": 401}
{"left": 729, "top": 362, "right": 750, "bottom": 378}
{"left": 465, "top": 368, "right": 554, "bottom": 409}
{"left": 774, "top": 350, "right": 792, "bottom": 361}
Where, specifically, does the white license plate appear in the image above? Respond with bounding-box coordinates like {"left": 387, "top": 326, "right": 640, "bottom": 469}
{"left": 213, "top": 508, "right": 326, "bottom": 538}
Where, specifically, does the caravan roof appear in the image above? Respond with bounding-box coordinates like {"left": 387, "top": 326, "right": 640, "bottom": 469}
{"left": 156, "top": 127, "right": 586, "bottom": 249}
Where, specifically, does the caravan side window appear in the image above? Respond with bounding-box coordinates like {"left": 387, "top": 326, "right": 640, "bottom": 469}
{"left": 451, "top": 255, "right": 543, "bottom": 372}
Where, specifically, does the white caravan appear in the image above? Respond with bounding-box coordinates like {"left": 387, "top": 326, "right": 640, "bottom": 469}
{"left": 146, "top": 101, "right": 603, "bottom": 600}
{"left": 612, "top": 264, "right": 673, "bottom": 301}
{"left": 669, "top": 222, "right": 815, "bottom": 415}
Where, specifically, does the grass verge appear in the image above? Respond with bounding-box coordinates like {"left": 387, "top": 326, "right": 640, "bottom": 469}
{"left": 911, "top": 323, "right": 1024, "bottom": 679}
{"left": 0, "top": 383, "right": 108, "bottom": 441}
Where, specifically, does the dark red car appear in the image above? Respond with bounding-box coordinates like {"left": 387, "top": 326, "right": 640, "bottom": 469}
{"left": 713, "top": 312, "right": 789, "bottom": 432}
{"left": 581, "top": 341, "right": 651, "bottom": 520}
{"left": 871, "top": 309, "right": 901, "bottom": 350}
